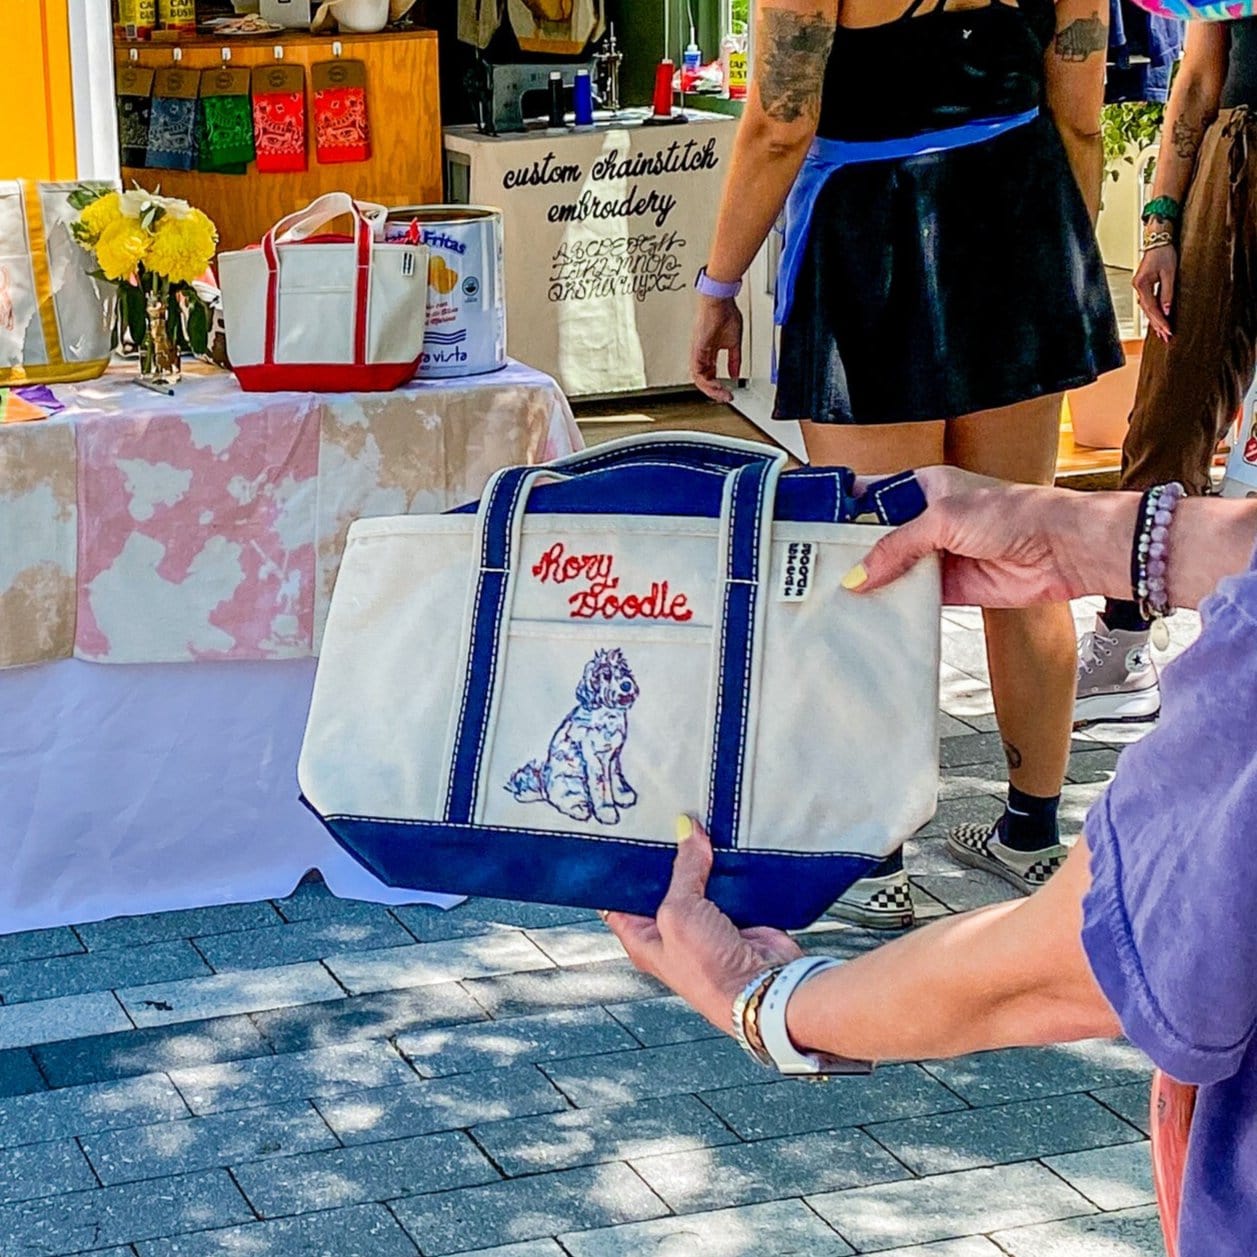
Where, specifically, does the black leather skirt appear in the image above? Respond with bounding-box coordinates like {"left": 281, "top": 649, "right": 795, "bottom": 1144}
{"left": 773, "top": 113, "right": 1124, "bottom": 425}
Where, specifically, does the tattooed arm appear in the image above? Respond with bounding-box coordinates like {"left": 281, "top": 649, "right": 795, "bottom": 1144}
{"left": 1044, "top": 0, "right": 1109, "bottom": 223}
{"left": 1146, "top": 24, "right": 1229, "bottom": 215}
{"left": 693, "top": 0, "right": 837, "bottom": 400}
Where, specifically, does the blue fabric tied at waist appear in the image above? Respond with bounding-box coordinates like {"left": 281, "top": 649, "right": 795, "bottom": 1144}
{"left": 774, "top": 107, "right": 1041, "bottom": 330}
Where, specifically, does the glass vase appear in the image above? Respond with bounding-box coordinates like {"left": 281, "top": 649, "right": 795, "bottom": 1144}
{"left": 138, "top": 295, "right": 181, "bottom": 389}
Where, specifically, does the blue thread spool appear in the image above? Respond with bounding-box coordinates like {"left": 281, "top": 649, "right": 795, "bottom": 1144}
{"left": 573, "top": 69, "right": 594, "bottom": 127}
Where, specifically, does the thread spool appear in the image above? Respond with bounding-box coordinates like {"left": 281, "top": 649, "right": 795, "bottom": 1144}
{"left": 651, "top": 58, "right": 675, "bottom": 118}
{"left": 548, "top": 71, "right": 566, "bottom": 129}
{"left": 573, "top": 69, "right": 594, "bottom": 127}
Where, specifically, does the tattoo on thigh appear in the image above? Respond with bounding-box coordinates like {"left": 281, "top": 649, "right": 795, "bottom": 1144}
{"left": 1003, "top": 740, "right": 1024, "bottom": 771}
{"left": 1054, "top": 13, "right": 1106, "bottom": 61}
{"left": 757, "top": 8, "right": 836, "bottom": 125}
{"left": 1171, "top": 117, "right": 1204, "bottom": 162}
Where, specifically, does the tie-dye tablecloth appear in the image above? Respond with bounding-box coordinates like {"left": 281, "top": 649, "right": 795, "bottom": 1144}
{"left": 0, "top": 360, "right": 581, "bottom": 668}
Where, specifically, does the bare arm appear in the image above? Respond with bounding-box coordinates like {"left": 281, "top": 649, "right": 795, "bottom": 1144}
{"left": 704, "top": 0, "right": 838, "bottom": 284}
{"left": 1147, "top": 23, "right": 1229, "bottom": 211}
{"left": 1044, "top": 0, "right": 1109, "bottom": 222}
{"left": 788, "top": 839, "right": 1120, "bottom": 1061}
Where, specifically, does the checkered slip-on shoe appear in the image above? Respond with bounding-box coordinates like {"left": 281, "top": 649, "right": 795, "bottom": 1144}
{"left": 829, "top": 868, "right": 915, "bottom": 930}
{"left": 947, "top": 823, "right": 1068, "bottom": 896}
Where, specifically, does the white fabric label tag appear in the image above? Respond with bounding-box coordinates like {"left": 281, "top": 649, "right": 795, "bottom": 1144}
{"left": 777, "top": 541, "right": 816, "bottom": 601}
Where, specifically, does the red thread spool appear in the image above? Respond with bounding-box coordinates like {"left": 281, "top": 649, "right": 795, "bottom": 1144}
{"left": 652, "top": 59, "right": 675, "bottom": 117}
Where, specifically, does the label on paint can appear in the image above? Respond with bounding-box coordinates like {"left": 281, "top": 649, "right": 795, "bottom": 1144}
{"left": 386, "top": 206, "right": 507, "bottom": 379}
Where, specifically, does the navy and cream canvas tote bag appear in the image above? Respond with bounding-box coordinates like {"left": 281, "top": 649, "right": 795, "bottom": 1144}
{"left": 299, "top": 433, "right": 942, "bottom": 928}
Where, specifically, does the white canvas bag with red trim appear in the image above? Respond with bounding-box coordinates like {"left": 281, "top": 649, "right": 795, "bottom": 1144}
{"left": 218, "top": 192, "right": 428, "bottom": 392}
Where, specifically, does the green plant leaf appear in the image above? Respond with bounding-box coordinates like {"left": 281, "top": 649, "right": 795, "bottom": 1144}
{"left": 186, "top": 299, "right": 210, "bottom": 356}
{"left": 121, "top": 282, "right": 147, "bottom": 348}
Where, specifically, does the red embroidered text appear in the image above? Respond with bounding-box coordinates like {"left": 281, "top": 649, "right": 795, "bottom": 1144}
{"left": 532, "top": 542, "right": 694, "bottom": 623}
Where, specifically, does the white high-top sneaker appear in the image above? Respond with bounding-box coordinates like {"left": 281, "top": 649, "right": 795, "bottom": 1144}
{"left": 1074, "top": 615, "right": 1161, "bottom": 727}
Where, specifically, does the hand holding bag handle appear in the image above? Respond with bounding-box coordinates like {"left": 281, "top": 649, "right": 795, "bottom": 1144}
{"left": 259, "top": 192, "right": 374, "bottom": 369}
{"left": 442, "top": 433, "right": 789, "bottom": 845}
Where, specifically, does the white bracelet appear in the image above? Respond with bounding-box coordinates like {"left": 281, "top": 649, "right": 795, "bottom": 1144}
{"left": 757, "top": 956, "right": 875, "bottom": 1077}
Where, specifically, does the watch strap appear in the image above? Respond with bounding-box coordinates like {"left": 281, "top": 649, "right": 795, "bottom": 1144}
{"left": 695, "top": 266, "right": 742, "bottom": 299}
{"left": 758, "top": 956, "right": 875, "bottom": 1076}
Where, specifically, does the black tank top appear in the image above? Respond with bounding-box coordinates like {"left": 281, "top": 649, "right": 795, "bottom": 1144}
{"left": 817, "top": 0, "right": 1056, "bottom": 142}
{"left": 1221, "top": 20, "right": 1257, "bottom": 109}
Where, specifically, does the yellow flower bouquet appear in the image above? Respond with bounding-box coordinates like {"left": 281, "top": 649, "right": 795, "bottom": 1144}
{"left": 70, "top": 185, "right": 219, "bottom": 386}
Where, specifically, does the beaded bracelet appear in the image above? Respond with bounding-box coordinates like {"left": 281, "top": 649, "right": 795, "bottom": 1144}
{"left": 1132, "top": 481, "right": 1186, "bottom": 648}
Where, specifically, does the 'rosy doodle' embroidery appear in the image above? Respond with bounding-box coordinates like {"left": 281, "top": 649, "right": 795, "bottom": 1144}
{"left": 531, "top": 541, "right": 693, "bottom": 623}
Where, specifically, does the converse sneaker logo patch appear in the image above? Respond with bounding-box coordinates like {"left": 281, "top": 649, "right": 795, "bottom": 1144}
{"left": 1127, "top": 647, "right": 1151, "bottom": 673}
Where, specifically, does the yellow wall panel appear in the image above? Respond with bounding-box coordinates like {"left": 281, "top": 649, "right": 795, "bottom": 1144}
{"left": 2, "top": 0, "right": 77, "bottom": 179}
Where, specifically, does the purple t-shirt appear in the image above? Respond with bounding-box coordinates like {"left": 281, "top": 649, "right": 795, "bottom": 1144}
{"left": 1082, "top": 556, "right": 1257, "bottom": 1257}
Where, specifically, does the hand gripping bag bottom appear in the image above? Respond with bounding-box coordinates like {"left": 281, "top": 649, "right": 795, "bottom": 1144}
{"left": 299, "top": 434, "right": 942, "bottom": 929}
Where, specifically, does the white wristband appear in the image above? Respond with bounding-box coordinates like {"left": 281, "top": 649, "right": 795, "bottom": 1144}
{"left": 758, "top": 956, "right": 874, "bottom": 1076}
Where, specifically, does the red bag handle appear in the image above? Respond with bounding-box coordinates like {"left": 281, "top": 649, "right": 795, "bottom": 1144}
{"left": 260, "top": 193, "right": 373, "bottom": 368}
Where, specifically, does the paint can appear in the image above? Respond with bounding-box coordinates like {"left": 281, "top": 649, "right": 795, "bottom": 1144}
{"left": 385, "top": 205, "right": 506, "bottom": 379}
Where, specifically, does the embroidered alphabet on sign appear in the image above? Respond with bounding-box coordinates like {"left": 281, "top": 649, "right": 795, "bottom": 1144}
{"left": 532, "top": 542, "right": 693, "bottom": 622}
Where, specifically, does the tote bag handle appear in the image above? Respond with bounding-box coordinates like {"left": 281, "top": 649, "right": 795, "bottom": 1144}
{"left": 442, "top": 435, "right": 787, "bottom": 843}
{"left": 259, "top": 193, "right": 375, "bottom": 369}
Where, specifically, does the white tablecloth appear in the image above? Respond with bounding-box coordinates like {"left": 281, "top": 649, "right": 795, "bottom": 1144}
{"left": 2, "top": 362, "right": 582, "bottom": 934}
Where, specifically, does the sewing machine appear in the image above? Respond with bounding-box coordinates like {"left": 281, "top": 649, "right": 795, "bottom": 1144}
{"left": 467, "top": 60, "right": 598, "bottom": 135}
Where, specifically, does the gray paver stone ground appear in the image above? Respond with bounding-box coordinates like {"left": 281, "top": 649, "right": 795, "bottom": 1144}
{"left": 397, "top": 1006, "right": 639, "bottom": 1077}
{"left": 117, "top": 962, "right": 344, "bottom": 1027}
{"left": 81, "top": 1099, "right": 338, "bottom": 1185}
{"left": 0, "top": 1046, "right": 45, "bottom": 1098}
{"left": 872, "top": 1241, "right": 1004, "bottom": 1257}
{"left": 541, "top": 1036, "right": 769, "bottom": 1107}
{"left": 249, "top": 982, "right": 488, "bottom": 1055}
{"left": 471, "top": 1094, "right": 737, "bottom": 1176}
{"left": 923, "top": 1041, "right": 1150, "bottom": 1106}
{"left": 0, "top": 939, "right": 210, "bottom": 1005}
{"left": 865, "top": 1093, "right": 1143, "bottom": 1175}
{"left": 137, "top": 1202, "right": 422, "bottom": 1256}
{"left": 168, "top": 1039, "right": 415, "bottom": 1114}
{"left": 603, "top": 994, "right": 722, "bottom": 1046}
{"left": 459, "top": 959, "right": 664, "bottom": 1018}
{"left": 806, "top": 1161, "right": 1096, "bottom": 1251}
{"left": 0, "top": 1137, "right": 96, "bottom": 1205}
{"left": 522, "top": 923, "right": 626, "bottom": 967}
{"left": 699, "top": 1065, "right": 967, "bottom": 1141}
{"left": 194, "top": 915, "right": 417, "bottom": 972}
{"left": 0, "top": 1072, "right": 188, "bottom": 1150}
{"left": 390, "top": 1162, "right": 669, "bottom": 1255}
{"left": 0, "top": 990, "right": 132, "bottom": 1051}
{"left": 559, "top": 1198, "right": 855, "bottom": 1256}
{"left": 1090, "top": 1082, "right": 1152, "bottom": 1136}
{"left": 33, "top": 1014, "right": 272, "bottom": 1090}
{"left": 991, "top": 1206, "right": 1164, "bottom": 1256}
{"left": 316, "top": 1066, "right": 569, "bottom": 1145}
{"left": 458, "top": 1243, "right": 566, "bottom": 1257}
{"left": 0, "top": 1167, "right": 251, "bottom": 1256}
{"left": 324, "top": 934, "right": 554, "bottom": 996}
{"left": 232, "top": 1129, "right": 498, "bottom": 1218}
{"left": 631, "top": 1127, "right": 909, "bottom": 1214}
{"left": 1042, "top": 1142, "right": 1156, "bottom": 1211}
{"left": 75, "top": 901, "right": 282, "bottom": 950}
{"left": 0, "top": 926, "right": 84, "bottom": 965}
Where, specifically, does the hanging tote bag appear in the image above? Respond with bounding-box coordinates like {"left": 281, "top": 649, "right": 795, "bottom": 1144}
{"left": 299, "top": 433, "right": 942, "bottom": 929}
{"left": 217, "top": 192, "right": 429, "bottom": 392}
{"left": 0, "top": 181, "right": 116, "bottom": 386}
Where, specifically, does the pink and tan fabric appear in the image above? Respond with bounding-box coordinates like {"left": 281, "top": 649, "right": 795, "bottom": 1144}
{"left": 0, "top": 361, "right": 580, "bottom": 667}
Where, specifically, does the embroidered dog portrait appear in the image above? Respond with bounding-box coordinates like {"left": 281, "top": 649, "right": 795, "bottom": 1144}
{"left": 506, "top": 648, "right": 639, "bottom": 825}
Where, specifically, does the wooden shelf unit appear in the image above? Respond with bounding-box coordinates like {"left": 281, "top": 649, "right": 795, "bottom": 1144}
{"left": 117, "top": 28, "right": 442, "bottom": 252}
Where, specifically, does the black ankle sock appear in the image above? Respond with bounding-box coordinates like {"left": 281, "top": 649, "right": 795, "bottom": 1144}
{"left": 1102, "top": 597, "right": 1151, "bottom": 634}
{"left": 997, "top": 785, "right": 1060, "bottom": 852}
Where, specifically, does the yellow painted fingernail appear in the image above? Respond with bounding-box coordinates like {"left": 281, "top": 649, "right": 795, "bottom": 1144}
{"left": 841, "top": 563, "right": 868, "bottom": 590}
{"left": 675, "top": 814, "right": 693, "bottom": 843}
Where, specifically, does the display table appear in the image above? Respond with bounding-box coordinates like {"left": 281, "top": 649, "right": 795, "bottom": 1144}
{"left": 444, "top": 110, "right": 736, "bottom": 398}
{"left": 0, "top": 361, "right": 581, "bottom": 934}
